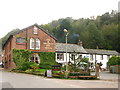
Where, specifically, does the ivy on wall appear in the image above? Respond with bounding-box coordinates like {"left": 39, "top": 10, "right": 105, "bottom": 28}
{"left": 12, "top": 49, "right": 33, "bottom": 69}
{"left": 38, "top": 52, "right": 58, "bottom": 69}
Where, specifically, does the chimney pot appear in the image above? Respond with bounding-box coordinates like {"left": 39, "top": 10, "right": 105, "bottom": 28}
{"left": 78, "top": 40, "right": 82, "bottom": 46}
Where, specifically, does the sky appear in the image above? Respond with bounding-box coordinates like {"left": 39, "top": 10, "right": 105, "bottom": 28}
{"left": 0, "top": 0, "right": 119, "bottom": 38}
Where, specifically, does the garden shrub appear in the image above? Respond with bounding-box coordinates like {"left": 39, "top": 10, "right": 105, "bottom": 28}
{"left": 80, "top": 58, "right": 89, "bottom": 63}
{"left": 69, "top": 72, "right": 90, "bottom": 76}
{"left": 30, "top": 63, "right": 39, "bottom": 71}
{"left": 108, "top": 56, "right": 120, "bottom": 65}
{"left": 39, "top": 64, "right": 52, "bottom": 69}
{"left": 25, "top": 69, "right": 33, "bottom": 73}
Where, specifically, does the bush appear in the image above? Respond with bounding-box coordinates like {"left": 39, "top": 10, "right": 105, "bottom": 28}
{"left": 30, "top": 63, "right": 39, "bottom": 71}
{"left": 108, "top": 56, "right": 120, "bottom": 65}
{"left": 81, "top": 58, "right": 89, "bottom": 63}
{"left": 69, "top": 72, "right": 90, "bottom": 76}
{"left": 25, "top": 69, "right": 33, "bottom": 73}
{"left": 39, "top": 64, "right": 52, "bottom": 69}
{"left": 15, "top": 62, "right": 34, "bottom": 71}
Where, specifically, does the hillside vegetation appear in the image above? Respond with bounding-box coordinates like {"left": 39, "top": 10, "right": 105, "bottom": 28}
{"left": 1, "top": 10, "right": 120, "bottom": 52}
{"left": 41, "top": 10, "right": 120, "bottom": 52}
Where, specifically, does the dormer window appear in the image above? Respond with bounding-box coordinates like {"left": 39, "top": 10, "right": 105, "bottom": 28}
{"left": 34, "top": 26, "right": 38, "bottom": 34}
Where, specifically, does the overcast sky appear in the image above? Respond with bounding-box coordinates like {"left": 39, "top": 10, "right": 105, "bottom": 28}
{"left": 0, "top": 0, "right": 119, "bottom": 38}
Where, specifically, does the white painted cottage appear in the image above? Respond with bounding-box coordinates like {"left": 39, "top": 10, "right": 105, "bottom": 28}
{"left": 55, "top": 42, "right": 119, "bottom": 69}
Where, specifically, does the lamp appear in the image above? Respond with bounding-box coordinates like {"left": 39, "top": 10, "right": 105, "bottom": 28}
{"left": 64, "top": 29, "right": 69, "bottom": 78}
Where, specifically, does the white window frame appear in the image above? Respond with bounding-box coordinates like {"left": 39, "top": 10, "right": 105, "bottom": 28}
{"left": 57, "top": 53, "right": 64, "bottom": 61}
{"left": 30, "top": 38, "right": 34, "bottom": 49}
{"left": 34, "top": 26, "right": 38, "bottom": 34}
{"left": 30, "top": 54, "right": 40, "bottom": 64}
{"left": 36, "top": 39, "right": 40, "bottom": 50}
{"left": 36, "top": 54, "right": 40, "bottom": 64}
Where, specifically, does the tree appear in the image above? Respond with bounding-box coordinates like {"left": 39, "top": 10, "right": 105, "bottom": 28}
{"left": 83, "top": 21, "right": 103, "bottom": 49}
{"left": 69, "top": 52, "right": 89, "bottom": 72}
{"left": 108, "top": 56, "right": 120, "bottom": 65}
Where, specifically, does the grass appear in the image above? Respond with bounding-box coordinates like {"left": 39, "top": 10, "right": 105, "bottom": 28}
{"left": 35, "top": 69, "right": 46, "bottom": 73}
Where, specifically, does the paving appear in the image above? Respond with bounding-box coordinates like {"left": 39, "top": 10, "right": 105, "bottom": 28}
{"left": 91, "top": 71, "right": 119, "bottom": 81}
{"left": 0, "top": 69, "right": 119, "bottom": 88}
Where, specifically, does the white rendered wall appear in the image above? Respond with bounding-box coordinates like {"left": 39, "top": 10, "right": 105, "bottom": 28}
{"left": 56, "top": 53, "right": 113, "bottom": 69}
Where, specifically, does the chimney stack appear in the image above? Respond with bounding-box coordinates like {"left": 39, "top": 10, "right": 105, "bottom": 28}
{"left": 46, "top": 30, "right": 49, "bottom": 32}
{"left": 78, "top": 40, "right": 82, "bottom": 47}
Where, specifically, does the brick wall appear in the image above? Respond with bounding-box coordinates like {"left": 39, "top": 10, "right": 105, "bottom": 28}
{"left": 3, "top": 25, "right": 56, "bottom": 69}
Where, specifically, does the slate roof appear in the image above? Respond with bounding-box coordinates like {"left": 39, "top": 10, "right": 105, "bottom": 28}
{"left": 56, "top": 43, "right": 119, "bottom": 55}
{"left": 85, "top": 49, "right": 119, "bottom": 55}
{"left": 3, "top": 23, "right": 57, "bottom": 48}
{"left": 56, "top": 43, "right": 87, "bottom": 53}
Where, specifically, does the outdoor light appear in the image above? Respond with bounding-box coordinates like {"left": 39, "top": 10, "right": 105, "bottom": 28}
{"left": 64, "top": 29, "right": 69, "bottom": 78}
{"left": 64, "top": 29, "right": 68, "bottom": 32}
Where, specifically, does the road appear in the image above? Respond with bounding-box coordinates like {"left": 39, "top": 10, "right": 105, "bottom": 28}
{"left": 0, "top": 70, "right": 119, "bottom": 88}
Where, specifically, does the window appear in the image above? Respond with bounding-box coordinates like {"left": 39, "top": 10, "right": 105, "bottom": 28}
{"left": 36, "top": 39, "right": 40, "bottom": 50}
{"left": 100, "top": 55, "right": 103, "bottom": 60}
{"left": 79, "top": 55, "right": 82, "bottom": 59}
{"left": 90, "top": 54, "right": 93, "bottom": 61}
{"left": 16, "top": 37, "right": 26, "bottom": 44}
{"left": 30, "top": 54, "right": 40, "bottom": 64}
{"left": 35, "top": 54, "right": 40, "bottom": 64}
{"left": 30, "top": 38, "right": 34, "bottom": 49}
{"left": 57, "top": 53, "right": 64, "bottom": 61}
{"left": 33, "top": 26, "right": 38, "bottom": 34}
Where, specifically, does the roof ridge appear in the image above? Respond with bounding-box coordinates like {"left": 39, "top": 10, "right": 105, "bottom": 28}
{"left": 85, "top": 48, "right": 117, "bottom": 51}
{"left": 3, "top": 23, "right": 57, "bottom": 48}
{"left": 56, "top": 43, "right": 78, "bottom": 46}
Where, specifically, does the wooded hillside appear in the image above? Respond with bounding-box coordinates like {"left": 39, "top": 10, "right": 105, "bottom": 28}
{"left": 41, "top": 10, "right": 120, "bottom": 52}
{"left": 1, "top": 10, "right": 120, "bottom": 52}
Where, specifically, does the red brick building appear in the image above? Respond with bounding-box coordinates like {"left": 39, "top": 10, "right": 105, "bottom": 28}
{"left": 3, "top": 24, "right": 57, "bottom": 69}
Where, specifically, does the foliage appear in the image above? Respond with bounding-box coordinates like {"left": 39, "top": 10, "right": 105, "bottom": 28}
{"left": 1, "top": 10, "right": 119, "bottom": 52}
{"left": 25, "top": 69, "right": 33, "bottom": 73}
{"left": 80, "top": 58, "right": 89, "bottom": 63}
{"left": 108, "top": 56, "right": 120, "bottom": 65}
{"left": 69, "top": 52, "right": 89, "bottom": 72}
{"left": 1, "top": 28, "right": 20, "bottom": 46}
{"left": 12, "top": 49, "right": 33, "bottom": 70}
{"left": 69, "top": 72, "right": 90, "bottom": 76}
{"left": 39, "top": 64, "right": 52, "bottom": 69}
{"left": 30, "top": 63, "right": 39, "bottom": 71}
{"left": 40, "top": 10, "right": 119, "bottom": 52}
{"left": 38, "top": 52, "right": 58, "bottom": 69}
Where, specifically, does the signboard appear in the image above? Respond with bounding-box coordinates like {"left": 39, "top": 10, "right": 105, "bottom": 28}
{"left": 47, "top": 70, "right": 52, "bottom": 77}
